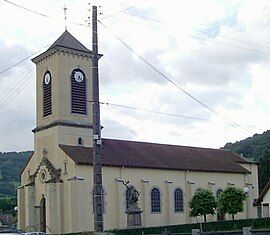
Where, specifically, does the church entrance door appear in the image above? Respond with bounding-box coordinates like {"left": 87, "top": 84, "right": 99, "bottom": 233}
{"left": 40, "top": 197, "right": 46, "bottom": 232}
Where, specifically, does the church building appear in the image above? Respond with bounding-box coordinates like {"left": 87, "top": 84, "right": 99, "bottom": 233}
{"left": 18, "top": 30, "right": 259, "bottom": 234}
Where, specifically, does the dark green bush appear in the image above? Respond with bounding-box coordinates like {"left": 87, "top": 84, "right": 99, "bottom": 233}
{"left": 108, "top": 218, "right": 270, "bottom": 235}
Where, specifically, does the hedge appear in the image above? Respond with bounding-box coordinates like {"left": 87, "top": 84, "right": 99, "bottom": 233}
{"left": 108, "top": 217, "right": 270, "bottom": 235}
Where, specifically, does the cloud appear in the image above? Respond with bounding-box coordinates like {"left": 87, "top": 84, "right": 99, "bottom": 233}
{"left": 0, "top": 107, "right": 35, "bottom": 152}
{"left": 101, "top": 118, "right": 137, "bottom": 140}
{"left": 99, "top": 42, "right": 168, "bottom": 85}
{"left": 0, "top": 40, "right": 32, "bottom": 77}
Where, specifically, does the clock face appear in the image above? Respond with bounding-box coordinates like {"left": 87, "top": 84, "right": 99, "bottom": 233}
{"left": 44, "top": 72, "right": 51, "bottom": 85}
{"left": 74, "top": 71, "right": 84, "bottom": 83}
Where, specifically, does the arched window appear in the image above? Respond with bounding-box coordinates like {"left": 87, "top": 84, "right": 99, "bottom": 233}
{"left": 71, "top": 68, "right": 86, "bottom": 114}
{"left": 43, "top": 70, "right": 52, "bottom": 117}
{"left": 174, "top": 188, "right": 184, "bottom": 212}
{"left": 151, "top": 187, "right": 161, "bottom": 213}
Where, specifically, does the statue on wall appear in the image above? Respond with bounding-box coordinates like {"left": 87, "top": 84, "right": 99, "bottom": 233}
{"left": 122, "top": 180, "right": 143, "bottom": 228}
{"left": 123, "top": 180, "right": 140, "bottom": 209}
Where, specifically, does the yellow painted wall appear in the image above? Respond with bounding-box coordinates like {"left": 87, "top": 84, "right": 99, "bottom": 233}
{"left": 19, "top": 148, "right": 259, "bottom": 234}
{"left": 33, "top": 50, "right": 93, "bottom": 128}
{"left": 74, "top": 164, "right": 258, "bottom": 231}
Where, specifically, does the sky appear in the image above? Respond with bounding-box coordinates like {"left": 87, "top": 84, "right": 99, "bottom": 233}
{"left": 0, "top": 0, "right": 270, "bottom": 152}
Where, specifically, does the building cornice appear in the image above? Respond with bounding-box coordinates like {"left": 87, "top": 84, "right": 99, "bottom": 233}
{"left": 32, "top": 119, "right": 93, "bottom": 133}
{"left": 31, "top": 46, "right": 103, "bottom": 64}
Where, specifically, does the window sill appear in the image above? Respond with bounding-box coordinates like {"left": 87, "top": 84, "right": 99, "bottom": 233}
{"left": 43, "top": 114, "right": 52, "bottom": 119}
{"left": 71, "top": 112, "right": 88, "bottom": 117}
{"left": 150, "top": 211, "right": 162, "bottom": 214}
{"left": 174, "top": 211, "right": 185, "bottom": 214}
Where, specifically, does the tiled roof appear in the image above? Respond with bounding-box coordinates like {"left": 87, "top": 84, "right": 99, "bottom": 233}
{"left": 48, "top": 30, "right": 91, "bottom": 53}
{"left": 59, "top": 138, "right": 250, "bottom": 174}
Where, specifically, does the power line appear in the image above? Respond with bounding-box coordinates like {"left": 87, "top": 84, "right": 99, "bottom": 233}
{"left": 121, "top": 11, "right": 270, "bottom": 50}
{"left": 190, "top": 35, "right": 270, "bottom": 56}
{"left": 123, "top": 12, "right": 163, "bottom": 23}
{"left": 193, "top": 29, "right": 270, "bottom": 50}
{"left": 0, "top": 68, "right": 35, "bottom": 101}
{"left": 0, "top": 72, "right": 34, "bottom": 110}
{"left": 109, "top": 15, "right": 165, "bottom": 30}
{"left": 0, "top": 74, "right": 35, "bottom": 112}
{"left": 0, "top": 43, "right": 51, "bottom": 78}
{"left": 101, "top": 101, "right": 257, "bottom": 131}
{"left": 104, "top": 102, "right": 217, "bottom": 147}
{"left": 108, "top": 105, "right": 142, "bottom": 121}
{"left": 101, "top": 6, "right": 135, "bottom": 20}
{"left": 108, "top": 15, "right": 270, "bottom": 56}
{"left": 3, "top": 0, "right": 49, "bottom": 18}
{"left": 98, "top": 20, "right": 253, "bottom": 134}
{"left": 100, "top": 102, "right": 210, "bottom": 121}
{"left": 2, "top": 0, "right": 86, "bottom": 27}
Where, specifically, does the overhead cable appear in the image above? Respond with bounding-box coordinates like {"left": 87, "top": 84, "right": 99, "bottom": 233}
{"left": 100, "top": 102, "right": 210, "bottom": 121}
{"left": 108, "top": 15, "right": 270, "bottom": 56}
{"left": 0, "top": 43, "right": 51, "bottom": 78}
{"left": 0, "top": 74, "right": 35, "bottom": 112}
{"left": 101, "top": 6, "right": 135, "bottom": 20}
{"left": 98, "top": 20, "right": 253, "bottom": 134}
{"left": 104, "top": 103, "right": 216, "bottom": 147}
{"left": 0, "top": 68, "right": 35, "bottom": 101}
{"left": 122, "top": 11, "right": 270, "bottom": 50}
{"left": 2, "top": 0, "right": 86, "bottom": 26}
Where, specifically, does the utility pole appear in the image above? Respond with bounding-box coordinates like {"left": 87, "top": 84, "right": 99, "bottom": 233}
{"left": 92, "top": 5, "right": 104, "bottom": 233}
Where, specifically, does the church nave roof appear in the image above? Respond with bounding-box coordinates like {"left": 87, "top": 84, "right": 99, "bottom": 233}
{"left": 59, "top": 138, "right": 251, "bottom": 174}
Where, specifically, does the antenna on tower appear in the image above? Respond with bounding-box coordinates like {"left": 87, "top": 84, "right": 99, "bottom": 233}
{"left": 63, "top": 4, "right": 68, "bottom": 30}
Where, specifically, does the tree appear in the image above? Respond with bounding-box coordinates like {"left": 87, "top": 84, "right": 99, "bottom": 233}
{"left": 189, "top": 189, "right": 217, "bottom": 222}
{"left": 0, "top": 197, "right": 17, "bottom": 216}
{"left": 258, "top": 150, "right": 270, "bottom": 192}
{"left": 0, "top": 182, "right": 16, "bottom": 196}
{"left": 218, "top": 186, "right": 247, "bottom": 220}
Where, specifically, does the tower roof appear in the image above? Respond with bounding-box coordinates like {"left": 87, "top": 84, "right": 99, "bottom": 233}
{"left": 48, "top": 30, "right": 91, "bottom": 53}
{"left": 32, "top": 30, "right": 93, "bottom": 63}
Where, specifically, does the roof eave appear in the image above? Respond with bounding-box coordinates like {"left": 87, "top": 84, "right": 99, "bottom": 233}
{"left": 31, "top": 46, "right": 103, "bottom": 64}
{"left": 255, "top": 179, "right": 270, "bottom": 205}
{"left": 20, "top": 151, "right": 34, "bottom": 177}
{"left": 74, "top": 162, "right": 250, "bottom": 174}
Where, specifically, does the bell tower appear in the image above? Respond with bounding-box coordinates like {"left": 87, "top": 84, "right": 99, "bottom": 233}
{"left": 31, "top": 30, "right": 94, "bottom": 163}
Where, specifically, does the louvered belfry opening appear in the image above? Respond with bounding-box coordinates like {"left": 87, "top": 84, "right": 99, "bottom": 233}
{"left": 71, "top": 68, "right": 87, "bottom": 114}
{"left": 43, "top": 71, "right": 52, "bottom": 117}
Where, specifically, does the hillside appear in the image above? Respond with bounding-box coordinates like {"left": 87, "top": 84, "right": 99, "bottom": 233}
{"left": 222, "top": 130, "right": 270, "bottom": 161}
{"left": 223, "top": 130, "right": 270, "bottom": 191}
{"left": 0, "top": 151, "right": 32, "bottom": 198}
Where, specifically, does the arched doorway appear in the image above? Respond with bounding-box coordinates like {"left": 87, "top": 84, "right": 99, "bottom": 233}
{"left": 40, "top": 197, "right": 46, "bottom": 232}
